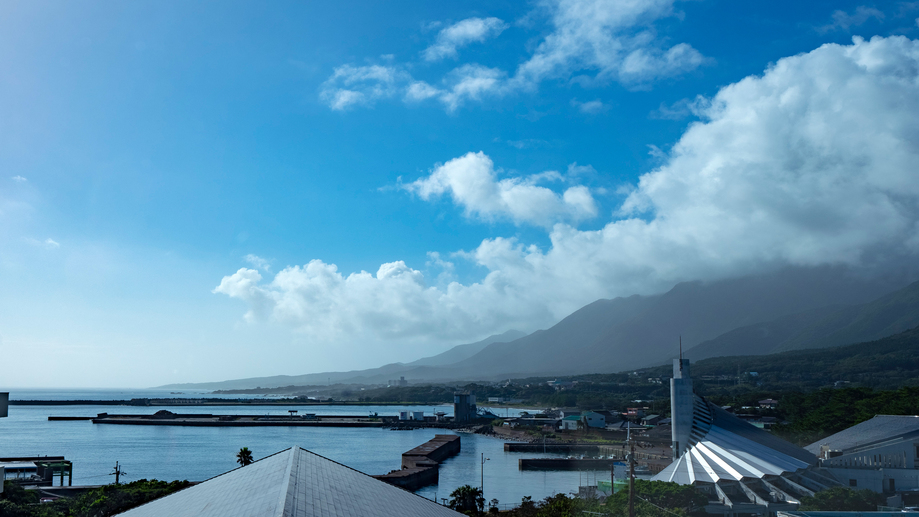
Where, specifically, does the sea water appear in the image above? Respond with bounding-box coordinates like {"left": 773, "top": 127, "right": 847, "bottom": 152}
{"left": 0, "top": 392, "right": 615, "bottom": 507}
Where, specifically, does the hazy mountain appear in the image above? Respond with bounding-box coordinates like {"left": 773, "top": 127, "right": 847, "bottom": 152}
{"left": 410, "top": 267, "right": 908, "bottom": 381}
{"left": 155, "top": 330, "right": 527, "bottom": 390}
{"left": 685, "top": 279, "right": 919, "bottom": 361}
{"left": 404, "top": 330, "right": 527, "bottom": 367}
{"left": 158, "top": 267, "right": 912, "bottom": 389}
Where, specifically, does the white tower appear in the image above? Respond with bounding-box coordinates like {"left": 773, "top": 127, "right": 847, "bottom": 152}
{"left": 670, "top": 359, "right": 693, "bottom": 459}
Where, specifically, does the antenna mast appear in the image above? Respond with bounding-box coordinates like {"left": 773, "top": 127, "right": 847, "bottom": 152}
{"left": 679, "top": 335, "right": 683, "bottom": 372}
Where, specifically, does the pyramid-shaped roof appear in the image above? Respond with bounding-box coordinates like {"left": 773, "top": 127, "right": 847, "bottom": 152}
{"left": 116, "top": 447, "right": 463, "bottom": 517}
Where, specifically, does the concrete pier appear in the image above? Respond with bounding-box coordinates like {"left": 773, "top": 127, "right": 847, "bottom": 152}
{"left": 374, "top": 435, "right": 460, "bottom": 491}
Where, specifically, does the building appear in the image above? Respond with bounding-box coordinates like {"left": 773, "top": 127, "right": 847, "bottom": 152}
{"left": 561, "top": 415, "right": 581, "bottom": 430}
{"left": 0, "top": 457, "right": 73, "bottom": 487}
{"left": 759, "top": 399, "right": 779, "bottom": 409}
{"left": 115, "top": 446, "right": 463, "bottom": 516}
{"left": 807, "top": 415, "right": 919, "bottom": 494}
{"left": 654, "top": 359, "right": 834, "bottom": 515}
{"left": 581, "top": 411, "right": 606, "bottom": 429}
{"left": 453, "top": 392, "right": 477, "bottom": 423}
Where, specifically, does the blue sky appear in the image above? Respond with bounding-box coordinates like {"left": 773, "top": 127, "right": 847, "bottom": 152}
{"left": 2, "top": 0, "right": 919, "bottom": 387}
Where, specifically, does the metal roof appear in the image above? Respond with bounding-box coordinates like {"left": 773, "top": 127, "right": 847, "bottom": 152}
{"left": 805, "top": 415, "right": 919, "bottom": 455}
{"left": 116, "top": 447, "right": 463, "bottom": 517}
{"left": 654, "top": 399, "right": 815, "bottom": 485}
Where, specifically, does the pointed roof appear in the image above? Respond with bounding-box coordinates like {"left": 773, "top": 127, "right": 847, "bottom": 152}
{"left": 116, "top": 447, "right": 463, "bottom": 517}
{"left": 654, "top": 399, "right": 815, "bottom": 485}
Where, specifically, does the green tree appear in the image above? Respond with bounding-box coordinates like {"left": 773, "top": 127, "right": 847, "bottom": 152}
{"left": 236, "top": 447, "right": 254, "bottom": 467}
{"left": 604, "top": 480, "right": 706, "bottom": 516}
{"left": 448, "top": 485, "right": 485, "bottom": 515}
{"left": 798, "top": 487, "right": 885, "bottom": 511}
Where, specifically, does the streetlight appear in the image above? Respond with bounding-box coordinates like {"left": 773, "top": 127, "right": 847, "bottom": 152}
{"left": 480, "top": 453, "right": 490, "bottom": 499}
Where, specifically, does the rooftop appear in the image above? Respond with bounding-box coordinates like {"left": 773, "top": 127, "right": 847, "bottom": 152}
{"left": 115, "top": 446, "right": 463, "bottom": 517}
{"left": 805, "top": 414, "right": 919, "bottom": 454}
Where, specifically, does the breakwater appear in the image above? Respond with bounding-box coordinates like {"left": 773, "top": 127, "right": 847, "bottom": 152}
{"left": 503, "top": 443, "right": 601, "bottom": 454}
{"left": 83, "top": 410, "right": 391, "bottom": 427}
{"left": 518, "top": 458, "right": 618, "bottom": 471}
{"left": 374, "top": 435, "right": 461, "bottom": 491}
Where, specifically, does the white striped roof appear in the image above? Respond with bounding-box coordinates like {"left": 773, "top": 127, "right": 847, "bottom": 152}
{"left": 654, "top": 399, "right": 815, "bottom": 485}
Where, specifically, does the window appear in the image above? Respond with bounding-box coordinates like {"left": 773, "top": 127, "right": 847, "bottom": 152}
{"left": 890, "top": 479, "right": 895, "bottom": 492}
{"left": 850, "top": 479, "right": 857, "bottom": 487}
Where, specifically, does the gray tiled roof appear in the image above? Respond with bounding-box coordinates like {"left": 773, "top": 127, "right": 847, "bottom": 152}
{"left": 805, "top": 415, "right": 919, "bottom": 454}
{"left": 116, "top": 447, "right": 463, "bottom": 517}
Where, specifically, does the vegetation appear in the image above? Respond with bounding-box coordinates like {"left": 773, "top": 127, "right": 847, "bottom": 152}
{"left": 236, "top": 447, "right": 254, "bottom": 467}
{"left": 798, "top": 487, "right": 886, "bottom": 511}
{"left": 772, "top": 386, "right": 919, "bottom": 445}
{"left": 448, "top": 485, "right": 484, "bottom": 515}
{"left": 0, "top": 479, "right": 190, "bottom": 517}
{"left": 478, "top": 481, "right": 705, "bottom": 516}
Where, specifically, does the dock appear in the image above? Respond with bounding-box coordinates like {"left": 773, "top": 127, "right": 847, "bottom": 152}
{"left": 373, "top": 435, "right": 460, "bottom": 491}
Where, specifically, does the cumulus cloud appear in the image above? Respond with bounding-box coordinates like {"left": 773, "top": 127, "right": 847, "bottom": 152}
{"left": 11, "top": 175, "right": 27, "bottom": 182}
{"left": 229, "top": 36, "right": 919, "bottom": 347}
{"left": 401, "top": 151, "right": 598, "bottom": 227}
{"left": 511, "top": 0, "right": 707, "bottom": 89}
{"left": 423, "top": 17, "right": 508, "bottom": 62}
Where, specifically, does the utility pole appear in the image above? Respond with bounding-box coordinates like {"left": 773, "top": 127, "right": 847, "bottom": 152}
{"left": 110, "top": 461, "right": 126, "bottom": 485}
{"left": 628, "top": 431, "right": 636, "bottom": 517}
{"left": 480, "top": 453, "right": 490, "bottom": 499}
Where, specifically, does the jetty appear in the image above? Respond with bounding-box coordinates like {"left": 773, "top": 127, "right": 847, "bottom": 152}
{"left": 373, "top": 435, "right": 460, "bottom": 491}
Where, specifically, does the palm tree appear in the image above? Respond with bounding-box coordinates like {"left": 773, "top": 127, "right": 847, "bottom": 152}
{"left": 448, "top": 485, "right": 484, "bottom": 514}
{"left": 236, "top": 447, "right": 254, "bottom": 467}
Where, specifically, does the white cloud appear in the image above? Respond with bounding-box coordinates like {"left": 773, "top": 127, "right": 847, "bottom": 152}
{"left": 401, "top": 151, "right": 598, "bottom": 227}
{"left": 511, "top": 0, "right": 706, "bottom": 89}
{"left": 322, "top": 0, "right": 705, "bottom": 112}
{"left": 820, "top": 6, "right": 885, "bottom": 32}
{"left": 227, "top": 36, "right": 919, "bottom": 347}
{"left": 319, "top": 65, "right": 410, "bottom": 110}
{"left": 571, "top": 98, "right": 609, "bottom": 114}
{"left": 11, "top": 175, "right": 27, "bottom": 182}
{"left": 423, "top": 17, "right": 508, "bottom": 62}
{"left": 244, "top": 254, "right": 272, "bottom": 272}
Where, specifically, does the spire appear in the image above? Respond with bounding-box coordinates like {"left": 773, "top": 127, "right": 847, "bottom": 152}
{"left": 679, "top": 336, "right": 683, "bottom": 371}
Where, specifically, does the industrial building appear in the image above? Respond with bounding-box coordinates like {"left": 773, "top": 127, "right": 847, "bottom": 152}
{"left": 807, "top": 415, "right": 919, "bottom": 496}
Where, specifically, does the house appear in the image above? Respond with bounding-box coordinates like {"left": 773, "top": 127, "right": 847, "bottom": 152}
{"left": 115, "top": 447, "right": 463, "bottom": 517}
{"left": 641, "top": 414, "right": 662, "bottom": 426}
{"left": 758, "top": 398, "right": 779, "bottom": 409}
{"left": 581, "top": 411, "right": 605, "bottom": 429}
{"left": 561, "top": 415, "right": 581, "bottom": 430}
